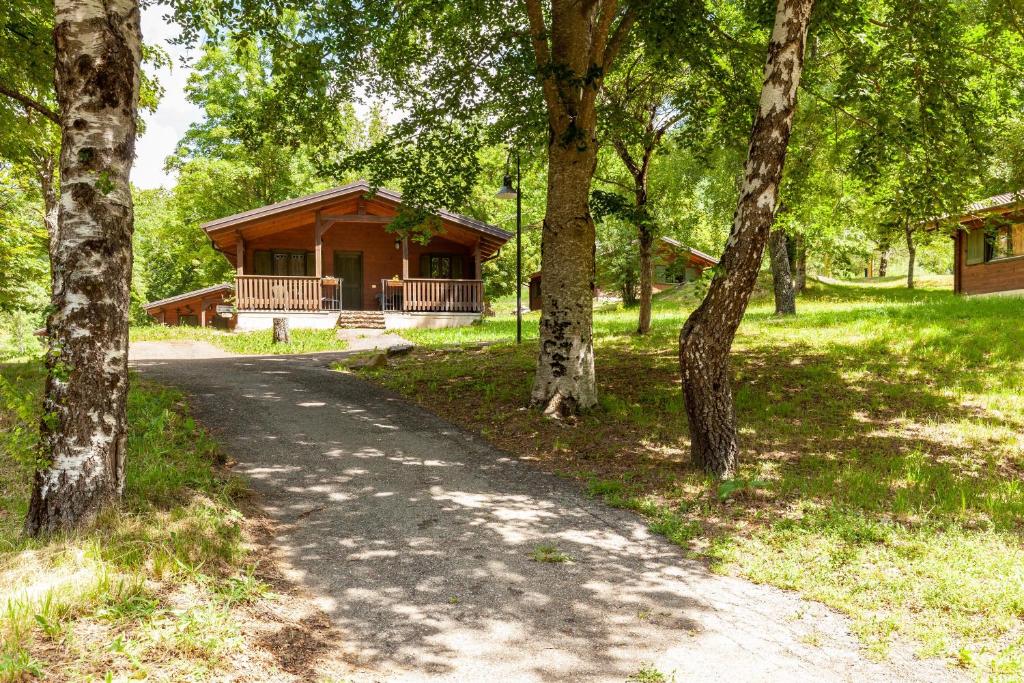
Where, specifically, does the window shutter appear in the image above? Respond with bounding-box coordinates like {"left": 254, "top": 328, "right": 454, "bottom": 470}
{"left": 420, "top": 254, "right": 430, "bottom": 278}
{"left": 254, "top": 251, "right": 272, "bottom": 275}
{"left": 306, "top": 252, "right": 317, "bottom": 276}
{"left": 452, "top": 256, "right": 463, "bottom": 279}
{"left": 966, "top": 230, "right": 984, "bottom": 265}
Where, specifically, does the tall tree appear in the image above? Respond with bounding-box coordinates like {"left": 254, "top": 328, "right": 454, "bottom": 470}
{"left": 598, "top": 49, "right": 687, "bottom": 334}
{"left": 523, "top": 0, "right": 637, "bottom": 415}
{"left": 678, "top": 0, "right": 815, "bottom": 477}
{"left": 25, "top": 0, "right": 142, "bottom": 535}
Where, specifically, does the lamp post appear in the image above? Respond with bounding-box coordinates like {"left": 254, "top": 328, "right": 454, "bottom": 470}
{"left": 495, "top": 151, "right": 522, "bottom": 344}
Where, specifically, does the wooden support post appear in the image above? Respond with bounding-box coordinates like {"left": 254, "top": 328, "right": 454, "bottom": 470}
{"left": 474, "top": 240, "right": 482, "bottom": 279}
{"left": 200, "top": 307, "right": 206, "bottom": 327}
{"left": 235, "top": 231, "right": 245, "bottom": 275}
{"left": 401, "top": 236, "right": 409, "bottom": 279}
{"left": 315, "top": 211, "right": 324, "bottom": 278}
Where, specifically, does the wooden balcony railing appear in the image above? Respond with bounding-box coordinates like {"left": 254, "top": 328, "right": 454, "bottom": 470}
{"left": 236, "top": 275, "right": 341, "bottom": 312}
{"left": 380, "top": 278, "right": 483, "bottom": 313}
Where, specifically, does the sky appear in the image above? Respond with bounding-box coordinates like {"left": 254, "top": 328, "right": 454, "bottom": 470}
{"left": 133, "top": 4, "right": 202, "bottom": 190}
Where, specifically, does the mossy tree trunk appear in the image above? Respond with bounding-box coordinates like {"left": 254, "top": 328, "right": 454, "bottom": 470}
{"left": 26, "top": 0, "right": 142, "bottom": 536}
{"left": 678, "top": 0, "right": 815, "bottom": 478}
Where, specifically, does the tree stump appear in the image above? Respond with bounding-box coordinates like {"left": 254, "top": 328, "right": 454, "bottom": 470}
{"left": 272, "top": 317, "right": 290, "bottom": 344}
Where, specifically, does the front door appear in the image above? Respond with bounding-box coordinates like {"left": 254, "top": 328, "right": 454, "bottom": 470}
{"left": 334, "top": 252, "right": 364, "bottom": 310}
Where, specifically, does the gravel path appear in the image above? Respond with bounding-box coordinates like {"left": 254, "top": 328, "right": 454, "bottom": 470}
{"left": 131, "top": 341, "right": 960, "bottom": 683}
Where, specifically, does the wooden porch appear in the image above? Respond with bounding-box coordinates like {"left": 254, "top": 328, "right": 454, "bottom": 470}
{"left": 234, "top": 274, "right": 485, "bottom": 314}
{"left": 235, "top": 275, "right": 342, "bottom": 312}
{"left": 379, "top": 278, "right": 484, "bottom": 313}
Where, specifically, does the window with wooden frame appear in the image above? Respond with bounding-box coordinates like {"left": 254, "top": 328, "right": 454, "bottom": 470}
{"left": 252, "top": 250, "right": 316, "bottom": 276}
{"left": 989, "top": 224, "right": 1024, "bottom": 261}
{"left": 419, "top": 253, "right": 464, "bottom": 279}
{"left": 178, "top": 314, "right": 199, "bottom": 327}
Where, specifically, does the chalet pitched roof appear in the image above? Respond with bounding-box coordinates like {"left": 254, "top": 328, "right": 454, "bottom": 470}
{"left": 201, "top": 180, "right": 513, "bottom": 242}
{"left": 963, "top": 191, "right": 1023, "bottom": 216}
{"left": 659, "top": 236, "right": 719, "bottom": 265}
{"left": 143, "top": 283, "right": 234, "bottom": 311}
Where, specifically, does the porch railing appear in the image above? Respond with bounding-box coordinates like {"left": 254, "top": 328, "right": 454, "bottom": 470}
{"left": 380, "top": 278, "right": 483, "bottom": 313}
{"left": 236, "top": 275, "right": 341, "bottom": 312}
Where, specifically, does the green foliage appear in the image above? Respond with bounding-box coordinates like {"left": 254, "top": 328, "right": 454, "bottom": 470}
{"left": 529, "top": 544, "right": 570, "bottom": 563}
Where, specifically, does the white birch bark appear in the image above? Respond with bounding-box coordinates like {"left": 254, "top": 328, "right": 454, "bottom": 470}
{"left": 677, "top": 0, "right": 815, "bottom": 477}
{"left": 25, "top": 0, "right": 142, "bottom": 535}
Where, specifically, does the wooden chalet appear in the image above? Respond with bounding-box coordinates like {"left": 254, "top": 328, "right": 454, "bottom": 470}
{"left": 948, "top": 192, "right": 1024, "bottom": 296}
{"left": 652, "top": 237, "right": 718, "bottom": 291}
{"left": 147, "top": 181, "right": 513, "bottom": 330}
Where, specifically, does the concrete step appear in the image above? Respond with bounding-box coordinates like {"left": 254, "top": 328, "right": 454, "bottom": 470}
{"left": 336, "top": 311, "right": 386, "bottom": 329}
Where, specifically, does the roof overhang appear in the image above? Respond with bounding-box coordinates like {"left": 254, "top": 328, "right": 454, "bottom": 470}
{"left": 659, "top": 236, "right": 720, "bottom": 266}
{"left": 202, "top": 180, "right": 512, "bottom": 263}
{"left": 927, "top": 190, "right": 1024, "bottom": 231}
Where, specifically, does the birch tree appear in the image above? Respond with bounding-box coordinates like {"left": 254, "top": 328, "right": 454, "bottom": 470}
{"left": 678, "top": 0, "right": 815, "bottom": 477}
{"left": 25, "top": 0, "right": 142, "bottom": 535}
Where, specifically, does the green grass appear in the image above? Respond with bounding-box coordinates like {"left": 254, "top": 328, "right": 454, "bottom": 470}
{"left": 529, "top": 544, "right": 571, "bottom": 563}
{"left": 359, "top": 275, "right": 1024, "bottom": 676}
{"left": 0, "top": 363, "right": 270, "bottom": 681}
{"left": 130, "top": 324, "right": 349, "bottom": 355}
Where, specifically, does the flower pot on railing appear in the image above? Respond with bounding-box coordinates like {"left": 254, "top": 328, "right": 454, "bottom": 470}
{"left": 321, "top": 276, "right": 338, "bottom": 286}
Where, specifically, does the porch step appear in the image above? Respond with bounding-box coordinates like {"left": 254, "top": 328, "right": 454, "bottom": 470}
{"left": 336, "top": 310, "right": 386, "bottom": 329}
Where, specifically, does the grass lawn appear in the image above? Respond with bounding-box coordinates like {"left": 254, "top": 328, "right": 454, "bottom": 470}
{"left": 131, "top": 325, "right": 349, "bottom": 355}
{"left": 0, "top": 364, "right": 327, "bottom": 681}
{"left": 359, "top": 275, "right": 1024, "bottom": 677}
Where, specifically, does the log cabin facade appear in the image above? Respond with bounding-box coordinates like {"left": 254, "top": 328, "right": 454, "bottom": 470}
{"left": 147, "top": 181, "right": 512, "bottom": 330}
{"left": 950, "top": 192, "right": 1024, "bottom": 296}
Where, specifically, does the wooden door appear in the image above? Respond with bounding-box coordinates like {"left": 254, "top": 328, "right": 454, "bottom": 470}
{"left": 334, "top": 252, "right": 363, "bottom": 310}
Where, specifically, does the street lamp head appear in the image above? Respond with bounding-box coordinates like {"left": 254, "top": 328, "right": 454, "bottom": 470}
{"left": 495, "top": 174, "right": 517, "bottom": 200}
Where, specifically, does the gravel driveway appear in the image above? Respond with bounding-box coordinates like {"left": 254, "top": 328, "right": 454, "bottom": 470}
{"left": 131, "top": 342, "right": 959, "bottom": 683}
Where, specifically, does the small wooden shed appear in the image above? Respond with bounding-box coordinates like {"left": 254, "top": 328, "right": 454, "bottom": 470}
{"left": 143, "top": 283, "right": 235, "bottom": 328}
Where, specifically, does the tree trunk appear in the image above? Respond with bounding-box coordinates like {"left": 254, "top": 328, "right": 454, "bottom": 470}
{"left": 677, "top": 0, "right": 814, "bottom": 478}
{"left": 768, "top": 229, "right": 796, "bottom": 315}
{"left": 531, "top": 139, "right": 599, "bottom": 417}
{"left": 526, "top": 0, "right": 622, "bottom": 417}
{"left": 794, "top": 233, "right": 807, "bottom": 291}
{"left": 25, "top": 0, "right": 142, "bottom": 536}
{"left": 621, "top": 268, "right": 638, "bottom": 306}
{"left": 637, "top": 224, "right": 654, "bottom": 334}
{"left": 273, "top": 317, "right": 290, "bottom": 343}
{"left": 905, "top": 222, "right": 916, "bottom": 289}
{"left": 878, "top": 236, "right": 891, "bottom": 278}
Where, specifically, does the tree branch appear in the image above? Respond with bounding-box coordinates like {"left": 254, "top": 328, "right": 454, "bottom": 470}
{"left": 0, "top": 83, "right": 59, "bottom": 124}
{"left": 611, "top": 137, "right": 640, "bottom": 178}
{"left": 603, "top": 4, "right": 637, "bottom": 69}
{"left": 523, "top": 0, "right": 560, "bottom": 117}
